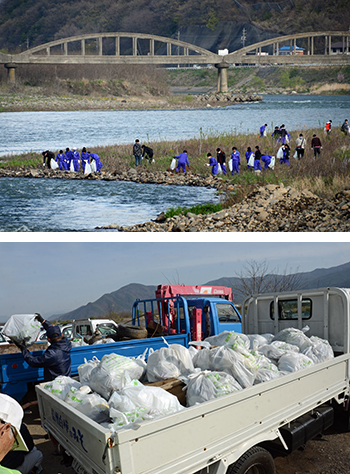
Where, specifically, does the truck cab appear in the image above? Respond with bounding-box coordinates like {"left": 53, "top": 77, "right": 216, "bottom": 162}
{"left": 72, "top": 319, "right": 118, "bottom": 338}
{"left": 132, "top": 295, "right": 242, "bottom": 342}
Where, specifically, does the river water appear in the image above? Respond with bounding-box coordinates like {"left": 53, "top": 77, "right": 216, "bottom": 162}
{"left": 0, "top": 178, "right": 219, "bottom": 232}
{"left": 0, "top": 94, "right": 349, "bottom": 231}
{"left": 1, "top": 95, "right": 350, "bottom": 156}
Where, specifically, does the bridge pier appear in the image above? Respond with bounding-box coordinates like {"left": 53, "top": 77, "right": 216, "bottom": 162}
{"left": 215, "top": 62, "right": 229, "bottom": 93}
{"left": 5, "top": 63, "right": 17, "bottom": 84}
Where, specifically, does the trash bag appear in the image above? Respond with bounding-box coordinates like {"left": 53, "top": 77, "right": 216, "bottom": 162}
{"left": 84, "top": 162, "right": 92, "bottom": 175}
{"left": 170, "top": 158, "right": 176, "bottom": 170}
{"left": 88, "top": 353, "right": 145, "bottom": 399}
{"left": 278, "top": 352, "right": 314, "bottom": 373}
{"left": 146, "top": 344, "right": 194, "bottom": 383}
{"left": 70, "top": 161, "right": 75, "bottom": 172}
{"left": 254, "top": 368, "right": 280, "bottom": 385}
{"left": 90, "top": 160, "right": 97, "bottom": 173}
{"left": 247, "top": 334, "right": 274, "bottom": 352}
{"left": 204, "top": 331, "right": 250, "bottom": 351}
{"left": 293, "top": 151, "right": 298, "bottom": 159}
{"left": 258, "top": 341, "right": 299, "bottom": 363}
{"left": 50, "top": 159, "right": 59, "bottom": 170}
{"left": 217, "top": 163, "right": 223, "bottom": 175}
{"left": 108, "top": 378, "right": 183, "bottom": 429}
{"left": 228, "top": 160, "right": 233, "bottom": 172}
{"left": 3, "top": 314, "right": 42, "bottom": 347}
{"left": 185, "top": 371, "right": 242, "bottom": 407}
{"left": 44, "top": 376, "right": 81, "bottom": 400}
{"left": 65, "top": 386, "right": 110, "bottom": 423}
{"left": 272, "top": 326, "right": 312, "bottom": 352}
{"left": 302, "top": 336, "right": 334, "bottom": 364}
{"left": 268, "top": 156, "right": 275, "bottom": 169}
{"left": 248, "top": 154, "right": 255, "bottom": 168}
{"left": 276, "top": 147, "right": 284, "bottom": 159}
{"left": 193, "top": 346, "right": 255, "bottom": 389}
{"left": 78, "top": 356, "right": 100, "bottom": 385}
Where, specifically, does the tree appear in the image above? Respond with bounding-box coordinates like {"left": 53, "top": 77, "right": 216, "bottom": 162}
{"left": 232, "top": 260, "right": 304, "bottom": 300}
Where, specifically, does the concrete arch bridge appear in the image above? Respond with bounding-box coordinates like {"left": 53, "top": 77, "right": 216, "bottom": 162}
{"left": 1, "top": 31, "right": 349, "bottom": 92}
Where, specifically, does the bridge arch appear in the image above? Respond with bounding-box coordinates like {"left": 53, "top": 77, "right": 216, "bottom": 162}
{"left": 225, "top": 31, "right": 350, "bottom": 65}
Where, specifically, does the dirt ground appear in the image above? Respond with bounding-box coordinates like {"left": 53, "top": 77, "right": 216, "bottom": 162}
{"left": 23, "top": 402, "right": 350, "bottom": 474}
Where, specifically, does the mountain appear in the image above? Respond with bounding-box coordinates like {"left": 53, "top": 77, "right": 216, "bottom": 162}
{"left": 54, "top": 262, "right": 350, "bottom": 321}
{"left": 0, "top": 0, "right": 348, "bottom": 53}
{"left": 54, "top": 283, "right": 156, "bottom": 322}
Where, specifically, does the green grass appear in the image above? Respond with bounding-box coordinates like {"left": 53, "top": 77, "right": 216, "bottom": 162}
{"left": 164, "top": 202, "right": 223, "bottom": 219}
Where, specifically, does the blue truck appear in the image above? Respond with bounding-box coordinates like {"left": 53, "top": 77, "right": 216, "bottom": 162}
{"left": 1, "top": 288, "right": 242, "bottom": 401}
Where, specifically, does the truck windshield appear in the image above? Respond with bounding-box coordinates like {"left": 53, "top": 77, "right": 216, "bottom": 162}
{"left": 217, "top": 304, "right": 241, "bottom": 322}
{"left": 96, "top": 324, "right": 118, "bottom": 336}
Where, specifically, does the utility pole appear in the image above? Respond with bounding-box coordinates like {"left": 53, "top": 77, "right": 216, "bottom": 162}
{"left": 241, "top": 28, "right": 247, "bottom": 48}
{"left": 177, "top": 31, "right": 180, "bottom": 68}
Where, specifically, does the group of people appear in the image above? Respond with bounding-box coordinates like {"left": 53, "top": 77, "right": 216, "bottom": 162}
{"left": 0, "top": 316, "right": 72, "bottom": 474}
{"left": 42, "top": 148, "right": 103, "bottom": 174}
{"left": 132, "top": 140, "right": 154, "bottom": 166}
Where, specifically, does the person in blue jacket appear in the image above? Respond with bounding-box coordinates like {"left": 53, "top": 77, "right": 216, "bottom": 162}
{"left": 230, "top": 147, "right": 240, "bottom": 175}
{"left": 72, "top": 148, "right": 80, "bottom": 172}
{"left": 254, "top": 146, "right": 262, "bottom": 171}
{"left": 261, "top": 154, "right": 272, "bottom": 170}
{"left": 65, "top": 147, "right": 74, "bottom": 171}
{"left": 90, "top": 152, "right": 103, "bottom": 174}
{"left": 175, "top": 150, "right": 189, "bottom": 174}
{"left": 56, "top": 150, "right": 65, "bottom": 171}
{"left": 207, "top": 153, "right": 219, "bottom": 175}
{"left": 245, "top": 147, "right": 254, "bottom": 169}
{"left": 17, "top": 315, "right": 71, "bottom": 382}
{"left": 259, "top": 124, "right": 268, "bottom": 137}
{"left": 80, "top": 147, "right": 90, "bottom": 173}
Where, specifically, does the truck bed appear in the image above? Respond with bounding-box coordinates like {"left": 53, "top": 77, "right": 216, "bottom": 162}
{"left": 36, "top": 352, "right": 350, "bottom": 474}
{"left": 1, "top": 334, "right": 188, "bottom": 401}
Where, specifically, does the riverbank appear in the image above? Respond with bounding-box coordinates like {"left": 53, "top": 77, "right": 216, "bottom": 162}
{"left": 0, "top": 90, "right": 262, "bottom": 112}
{"left": 1, "top": 166, "right": 349, "bottom": 232}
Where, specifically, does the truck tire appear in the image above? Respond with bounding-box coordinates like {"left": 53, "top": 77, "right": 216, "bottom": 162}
{"left": 226, "top": 446, "right": 275, "bottom": 474}
{"left": 117, "top": 324, "right": 148, "bottom": 340}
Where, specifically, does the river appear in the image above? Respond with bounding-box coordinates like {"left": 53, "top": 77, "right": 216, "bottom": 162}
{"left": 0, "top": 94, "right": 349, "bottom": 231}
{"left": 1, "top": 95, "right": 349, "bottom": 156}
{"left": 0, "top": 178, "right": 219, "bottom": 232}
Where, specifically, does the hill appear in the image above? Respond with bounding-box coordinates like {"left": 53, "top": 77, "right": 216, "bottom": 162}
{"left": 54, "top": 262, "right": 350, "bottom": 321}
{"left": 0, "top": 0, "right": 348, "bottom": 53}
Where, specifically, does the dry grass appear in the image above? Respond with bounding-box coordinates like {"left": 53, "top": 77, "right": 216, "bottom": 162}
{"left": 2, "top": 127, "right": 350, "bottom": 204}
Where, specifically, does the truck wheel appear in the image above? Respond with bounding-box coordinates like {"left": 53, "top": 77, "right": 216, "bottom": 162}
{"left": 117, "top": 324, "right": 148, "bottom": 340}
{"left": 226, "top": 447, "right": 275, "bottom": 474}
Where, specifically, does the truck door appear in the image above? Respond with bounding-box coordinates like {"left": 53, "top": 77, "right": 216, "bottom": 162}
{"left": 212, "top": 301, "right": 242, "bottom": 334}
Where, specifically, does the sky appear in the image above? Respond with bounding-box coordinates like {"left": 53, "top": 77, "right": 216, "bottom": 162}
{"left": 0, "top": 238, "right": 349, "bottom": 321}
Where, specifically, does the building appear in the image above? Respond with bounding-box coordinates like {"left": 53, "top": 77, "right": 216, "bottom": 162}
{"left": 278, "top": 45, "right": 305, "bottom": 55}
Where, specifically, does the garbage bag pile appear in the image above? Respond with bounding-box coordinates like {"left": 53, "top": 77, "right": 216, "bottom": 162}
{"left": 44, "top": 327, "right": 334, "bottom": 431}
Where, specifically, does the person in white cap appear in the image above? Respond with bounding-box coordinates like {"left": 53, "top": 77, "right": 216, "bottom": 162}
{"left": 0, "top": 395, "right": 43, "bottom": 474}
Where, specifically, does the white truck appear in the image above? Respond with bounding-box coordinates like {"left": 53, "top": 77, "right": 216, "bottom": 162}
{"left": 36, "top": 287, "right": 350, "bottom": 474}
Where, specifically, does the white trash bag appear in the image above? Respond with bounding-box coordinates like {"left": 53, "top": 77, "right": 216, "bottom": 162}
{"left": 84, "top": 162, "right": 92, "bottom": 175}
{"left": 146, "top": 344, "right": 194, "bottom": 383}
{"left": 3, "top": 314, "right": 42, "bottom": 347}
{"left": 78, "top": 356, "right": 100, "bottom": 385}
{"left": 44, "top": 376, "right": 81, "bottom": 400}
{"left": 302, "top": 336, "right": 334, "bottom": 364}
{"left": 88, "top": 353, "right": 145, "bottom": 399}
{"left": 90, "top": 160, "right": 97, "bottom": 173}
{"left": 108, "top": 378, "right": 183, "bottom": 429}
{"left": 272, "top": 326, "right": 312, "bottom": 352}
{"left": 50, "top": 159, "right": 59, "bottom": 170}
{"left": 65, "top": 386, "right": 110, "bottom": 423}
{"left": 248, "top": 153, "right": 255, "bottom": 168}
{"left": 170, "top": 158, "right": 176, "bottom": 170}
{"left": 276, "top": 146, "right": 284, "bottom": 159}
{"left": 185, "top": 371, "right": 242, "bottom": 407}
{"left": 278, "top": 352, "right": 314, "bottom": 373}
